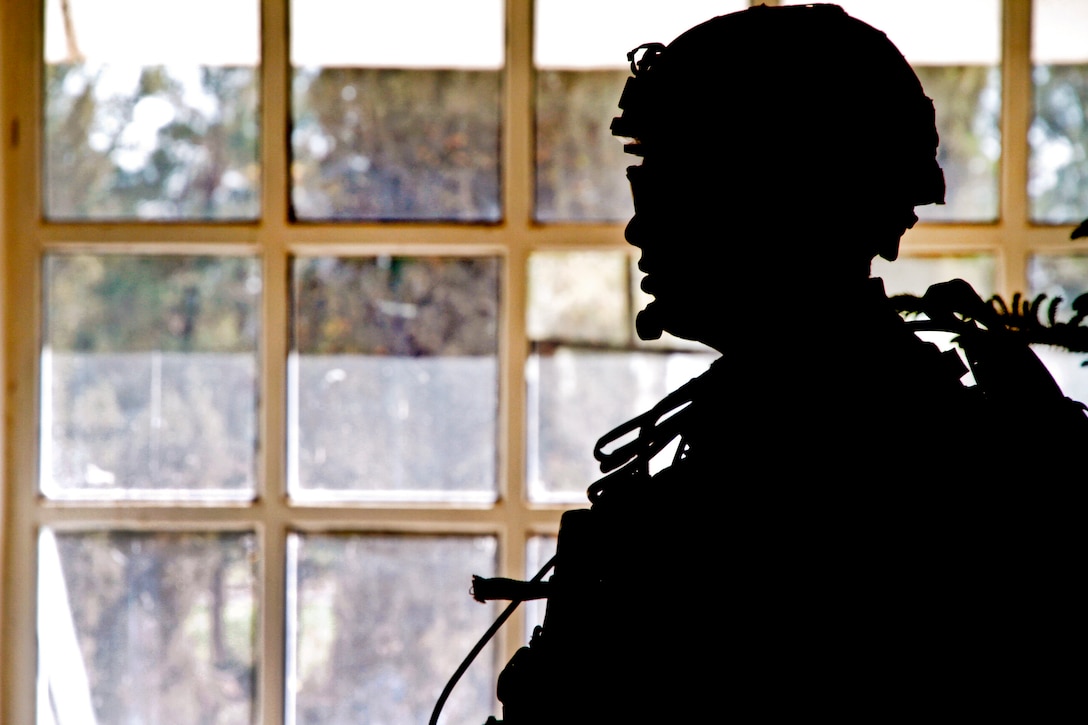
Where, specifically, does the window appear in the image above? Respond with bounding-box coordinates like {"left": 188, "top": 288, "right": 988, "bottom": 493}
{"left": 3, "top": 1, "right": 1087, "bottom": 723}
{"left": 41, "top": 0, "right": 261, "bottom": 221}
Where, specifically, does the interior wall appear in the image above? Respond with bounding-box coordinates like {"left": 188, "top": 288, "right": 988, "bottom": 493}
{"left": 0, "top": 0, "right": 9, "bottom": 679}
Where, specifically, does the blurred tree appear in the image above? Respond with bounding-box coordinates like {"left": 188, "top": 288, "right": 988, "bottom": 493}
{"left": 292, "top": 535, "right": 496, "bottom": 725}
{"left": 44, "top": 63, "right": 259, "bottom": 220}
{"left": 915, "top": 65, "right": 1000, "bottom": 222}
{"left": 293, "top": 256, "right": 499, "bottom": 356}
{"left": 44, "top": 255, "right": 260, "bottom": 493}
{"left": 1031, "top": 64, "right": 1088, "bottom": 223}
{"left": 46, "top": 255, "right": 259, "bottom": 353}
{"left": 53, "top": 532, "right": 257, "bottom": 724}
{"left": 291, "top": 68, "right": 501, "bottom": 221}
{"left": 535, "top": 69, "right": 632, "bottom": 223}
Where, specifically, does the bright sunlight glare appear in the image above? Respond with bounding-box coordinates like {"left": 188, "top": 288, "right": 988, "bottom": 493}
{"left": 44, "top": 1, "right": 1088, "bottom": 71}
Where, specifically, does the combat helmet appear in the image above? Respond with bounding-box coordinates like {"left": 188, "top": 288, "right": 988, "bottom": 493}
{"left": 611, "top": 3, "right": 946, "bottom": 259}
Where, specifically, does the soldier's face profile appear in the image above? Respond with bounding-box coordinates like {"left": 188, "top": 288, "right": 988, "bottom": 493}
{"left": 624, "top": 152, "right": 761, "bottom": 348}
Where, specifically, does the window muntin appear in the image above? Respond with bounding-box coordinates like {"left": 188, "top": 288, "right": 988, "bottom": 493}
{"left": 6, "top": 3, "right": 1087, "bottom": 724}
{"left": 42, "top": 0, "right": 261, "bottom": 221}
{"left": 41, "top": 253, "right": 261, "bottom": 501}
{"left": 288, "top": 255, "right": 500, "bottom": 502}
{"left": 1030, "top": 0, "right": 1088, "bottom": 224}
{"left": 289, "top": 1, "right": 503, "bottom": 221}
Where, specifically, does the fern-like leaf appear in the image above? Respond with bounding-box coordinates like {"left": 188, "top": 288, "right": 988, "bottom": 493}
{"left": 1048, "top": 296, "right": 1062, "bottom": 327}
{"left": 1070, "top": 293, "right": 1088, "bottom": 327}
{"left": 1009, "top": 292, "right": 1022, "bottom": 317}
{"left": 1028, "top": 293, "right": 1045, "bottom": 326}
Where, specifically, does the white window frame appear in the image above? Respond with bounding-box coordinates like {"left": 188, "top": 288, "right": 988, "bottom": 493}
{"left": 1, "top": 1, "right": 1084, "bottom": 723}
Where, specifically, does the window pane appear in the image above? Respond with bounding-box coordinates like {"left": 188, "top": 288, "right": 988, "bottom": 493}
{"left": 872, "top": 254, "right": 997, "bottom": 299}
{"left": 533, "top": 1, "right": 747, "bottom": 222}
{"left": 43, "top": 0, "right": 260, "bottom": 220}
{"left": 525, "top": 250, "right": 713, "bottom": 502}
{"left": 873, "top": 254, "right": 997, "bottom": 383}
{"left": 41, "top": 254, "right": 261, "bottom": 501}
{"left": 38, "top": 529, "right": 258, "bottom": 725}
{"left": 290, "top": 1, "right": 503, "bottom": 221}
{"left": 527, "top": 251, "right": 630, "bottom": 346}
{"left": 1030, "top": 0, "right": 1088, "bottom": 224}
{"left": 1028, "top": 254, "right": 1088, "bottom": 404}
{"left": 836, "top": 0, "right": 1001, "bottom": 223}
{"left": 289, "top": 256, "right": 499, "bottom": 502}
{"left": 527, "top": 350, "right": 714, "bottom": 503}
{"left": 286, "top": 533, "right": 498, "bottom": 725}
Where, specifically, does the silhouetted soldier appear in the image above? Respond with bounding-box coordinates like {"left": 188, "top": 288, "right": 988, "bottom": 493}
{"left": 456, "top": 6, "right": 1084, "bottom": 723}
{"left": 610, "top": 1, "right": 1059, "bottom": 469}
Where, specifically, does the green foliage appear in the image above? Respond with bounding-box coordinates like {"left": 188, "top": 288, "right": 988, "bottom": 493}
{"left": 292, "top": 256, "right": 499, "bottom": 356}
{"left": 44, "top": 63, "right": 259, "bottom": 220}
{"left": 46, "top": 254, "right": 260, "bottom": 353}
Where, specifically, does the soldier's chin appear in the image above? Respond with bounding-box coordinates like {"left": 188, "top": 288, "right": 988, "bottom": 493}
{"left": 636, "top": 300, "right": 711, "bottom": 346}
{"left": 635, "top": 302, "right": 664, "bottom": 341}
